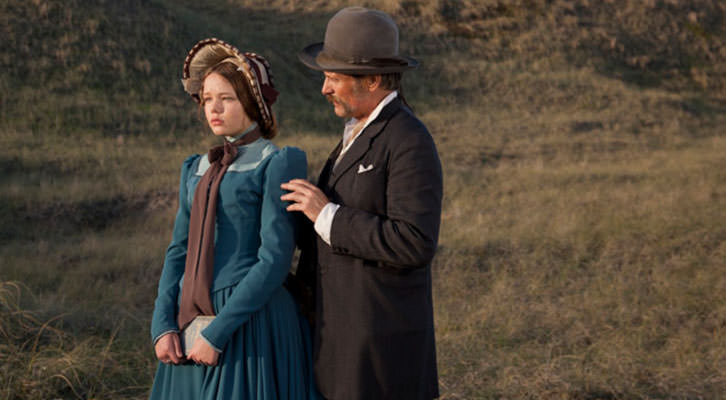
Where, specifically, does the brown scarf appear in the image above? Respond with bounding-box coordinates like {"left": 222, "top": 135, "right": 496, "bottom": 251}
{"left": 177, "top": 127, "right": 261, "bottom": 330}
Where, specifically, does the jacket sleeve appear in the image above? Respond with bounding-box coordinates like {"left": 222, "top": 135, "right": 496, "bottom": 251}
{"left": 200, "top": 147, "right": 307, "bottom": 350}
{"left": 150, "top": 155, "right": 199, "bottom": 343}
{"left": 330, "top": 120, "right": 443, "bottom": 268}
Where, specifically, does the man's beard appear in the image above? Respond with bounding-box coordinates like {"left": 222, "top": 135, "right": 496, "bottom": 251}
{"left": 326, "top": 94, "right": 355, "bottom": 118}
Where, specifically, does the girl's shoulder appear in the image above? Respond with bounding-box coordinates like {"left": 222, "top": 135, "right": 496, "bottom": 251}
{"left": 180, "top": 154, "right": 202, "bottom": 178}
{"left": 269, "top": 145, "right": 306, "bottom": 165}
{"left": 265, "top": 145, "right": 307, "bottom": 176}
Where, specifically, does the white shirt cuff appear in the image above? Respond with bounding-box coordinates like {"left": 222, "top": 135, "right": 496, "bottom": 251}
{"left": 314, "top": 202, "right": 340, "bottom": 246}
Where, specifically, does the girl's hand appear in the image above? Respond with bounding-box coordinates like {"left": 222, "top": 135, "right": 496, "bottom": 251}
{"left": 187, "top": 337, "right": 220, "bottom": 366}
{"left": 154, "top": 332, "right": 184, "bottom": 365}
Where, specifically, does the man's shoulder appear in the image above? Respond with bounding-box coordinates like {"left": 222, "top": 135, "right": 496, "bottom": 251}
{"left": 381, "top": 104, "right": 434, "bottom": 146}
{"left": 390, "top": 103, "right": 425, "bottom": 124}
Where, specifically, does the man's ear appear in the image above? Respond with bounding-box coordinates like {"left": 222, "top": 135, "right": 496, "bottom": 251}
{"left": 366, "top": 75, "right": 382, "bottom": 92}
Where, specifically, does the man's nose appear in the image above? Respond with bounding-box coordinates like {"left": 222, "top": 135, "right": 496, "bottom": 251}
{"left": 321, "top": 77, "right": 332, "bottom": 95}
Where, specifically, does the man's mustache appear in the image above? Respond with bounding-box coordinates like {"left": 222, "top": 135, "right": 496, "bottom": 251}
{"left": 325, "top": 94, "right": 353, "bottom": 116}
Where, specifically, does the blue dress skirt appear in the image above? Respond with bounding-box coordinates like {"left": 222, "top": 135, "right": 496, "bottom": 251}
{"left": 149, "top": 286, "right": 316, "bottom": 399}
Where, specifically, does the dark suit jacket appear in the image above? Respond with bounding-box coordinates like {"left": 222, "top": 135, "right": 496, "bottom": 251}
{"left": 298, "top": 98, "right": 442, "bottom": 400}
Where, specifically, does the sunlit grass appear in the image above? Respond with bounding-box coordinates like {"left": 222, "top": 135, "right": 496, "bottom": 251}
{"left": 434, "top": 136, "right": 726, "bottom": 398}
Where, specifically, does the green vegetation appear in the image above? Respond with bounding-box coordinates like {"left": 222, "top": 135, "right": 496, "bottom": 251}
{"left": 2, "top": 0, "right": 725, "bottom": 398}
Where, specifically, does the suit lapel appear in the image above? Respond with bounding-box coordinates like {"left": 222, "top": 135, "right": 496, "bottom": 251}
{"left": 327, "top": 98, "right": 402, "bottom": 188}
{"left": 317, "top": 139, "right": 343, "bottom": 191}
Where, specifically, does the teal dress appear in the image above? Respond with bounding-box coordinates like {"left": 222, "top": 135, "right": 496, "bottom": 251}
{"left": 150, "top": 139, "right": 317, "bottom": 399}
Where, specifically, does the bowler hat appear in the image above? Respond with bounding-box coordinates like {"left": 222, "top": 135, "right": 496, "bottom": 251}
{"left": 298, "top": 7, "right": 418, "bottom": 74}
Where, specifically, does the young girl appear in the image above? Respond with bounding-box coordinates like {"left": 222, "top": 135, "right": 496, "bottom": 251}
{"left": 149, "top": 38, "right": 316, "bottom": 399}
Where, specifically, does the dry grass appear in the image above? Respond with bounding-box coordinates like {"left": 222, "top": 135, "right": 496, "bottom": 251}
{"left": 1, "top": 0, "right": 725, "bottom": 398}
{"left": 0, "top": 282, "right": 154, "bottom": 399}
{"left": 435, "top": 136, "right": 726, "bottom": 398}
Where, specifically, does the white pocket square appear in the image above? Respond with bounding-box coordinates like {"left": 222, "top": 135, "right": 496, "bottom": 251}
{"left": 357, "top": 164, "right": 374, "bottom": 174}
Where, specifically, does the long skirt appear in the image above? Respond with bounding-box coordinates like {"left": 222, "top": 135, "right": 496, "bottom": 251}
{"left": 149, "top": 285, "right": 318, "bottom": 399}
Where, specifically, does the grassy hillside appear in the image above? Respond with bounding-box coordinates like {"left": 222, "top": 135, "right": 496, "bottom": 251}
{"left": 1, "top": 0, "right": 726, "bottom": 398}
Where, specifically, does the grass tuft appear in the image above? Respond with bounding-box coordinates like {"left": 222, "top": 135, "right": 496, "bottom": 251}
{"left": 0, "top": 281, "right": 154, "bottom": 399}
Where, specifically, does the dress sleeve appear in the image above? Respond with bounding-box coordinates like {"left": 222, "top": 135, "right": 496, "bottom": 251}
{"left": 150, "top": 155, "right": 199, "bottom": 343}
{"left": 200, "top": 147, "right": 307, "bottom": 350}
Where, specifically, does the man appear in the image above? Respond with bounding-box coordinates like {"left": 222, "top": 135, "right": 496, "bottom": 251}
{"left": 281, "top": 7, "right": 442, "bottom": 400}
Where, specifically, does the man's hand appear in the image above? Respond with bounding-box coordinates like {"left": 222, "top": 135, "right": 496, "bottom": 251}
{"left": 187, "top": 337, "right": 220, "bottom": 366}
{"left": 281, "top": 179, "right": 329, "bottom": 222}
{"left": 154, "top": 332, "right": 184, "bottom": 365}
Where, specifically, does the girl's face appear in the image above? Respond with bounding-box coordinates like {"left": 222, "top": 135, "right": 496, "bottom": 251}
{"left": 202, "top": 72, "right": 253, "bottom": 137}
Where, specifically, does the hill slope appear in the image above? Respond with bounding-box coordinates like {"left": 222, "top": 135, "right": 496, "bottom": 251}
{"left": 1, "top": 0, "right": 725, "bottom": 398}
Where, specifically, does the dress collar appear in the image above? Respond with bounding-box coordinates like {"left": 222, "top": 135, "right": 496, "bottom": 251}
{"left": 225, "top": 122, "right": 259, "bottom": 143}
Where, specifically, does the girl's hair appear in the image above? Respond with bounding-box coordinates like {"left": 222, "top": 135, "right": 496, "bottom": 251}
{"left": 200, "top": 62, "right": 277, "bottom": 138}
